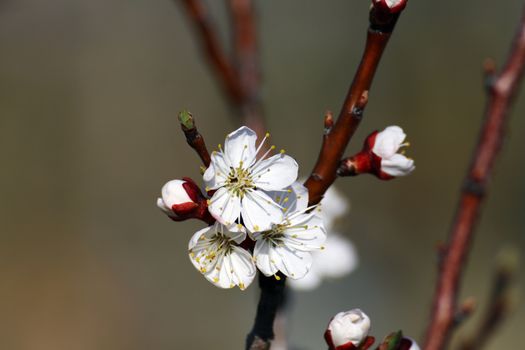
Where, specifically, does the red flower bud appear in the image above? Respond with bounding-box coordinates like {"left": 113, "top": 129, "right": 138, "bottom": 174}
{"left": 157, "top": 177, "right": 214, "bottom": 224}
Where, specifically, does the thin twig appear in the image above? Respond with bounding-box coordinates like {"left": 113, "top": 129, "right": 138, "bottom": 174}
{"left": 458, "top": 249, "right": 519, "bottom": 350}
{"left": 227, "top": 0, "right": 266, "bottom": 139}
{"left": 180, "top": 0, "right": 244, "bottom": 105}
{"left": 423, "top": 7, "right": 525, "bottom": 350}
{"left": 178, "top": 110, "right": 211, "bottom": 167}
{"left": 304, "top": 5, "right": 405, "bottom": 205}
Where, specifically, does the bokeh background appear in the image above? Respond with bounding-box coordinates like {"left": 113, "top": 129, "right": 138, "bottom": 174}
{"left": 1, "top": 0, "right": 524, "bottom": 349}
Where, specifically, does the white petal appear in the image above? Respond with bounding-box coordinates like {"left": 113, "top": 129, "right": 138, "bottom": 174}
{"left": 252, "top": 154, "right": 298, "bottom": 191}
{"left": 157, "top": 197, "right": 171, "bottom": 213}
{"left": 380, "top": 153, "right": 415, "bottom": 176}
{"left": 161, "top": 179, "right": 193, "bottom": 207}
{"left": 203, "top": 152, "right": 230, "bottom": 190}
{"left": 224, "top": 126, "right": 258, "bottom": 168}
{"left": 254, "top": 240, "right": 279, "bottom": 277}
{"left": 372, "top": 125, "right": 406, "bottom": 159}
{"left": 283, "top": 214, "right": 327, "bottom": 251}
{"left": 315, "top": 233, "right": 358, "bottom": 279}
{"left": 320, "top": 185, "right": 350, "bottom": 230}
{"left": 228, "top": 246, "right": 257, "bottom": 289}
{"left": 208, "top": 187, "right": 242, "bottom": 226}
{"left": 241, "top": 190, "right": 283, "bottom": 232}
{"left": 266, "top": 181, "right": 308, "bottom": 215}
{"left": 288, "top": 269, "right": 322, "bottom": 291}
{"left": 272, "top": 245, "right": 313, "bottom": 279}
{"left": 188, "top": 226, "right": 215, "bottom": 271}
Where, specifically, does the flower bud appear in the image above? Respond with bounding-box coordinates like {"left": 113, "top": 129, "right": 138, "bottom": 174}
{"left": 372, "top": 0, "right": 408, "bottom": 14}
{"left": 340, "top": 126, "right": 414, "bottom": 180}
{"left": 325, "top": 309, "right": 371, "bottom": 349}
{"left": 157, "top": 177, "right": 214, "bottom": 223}
{"left": 400, "top": 337, "right": 420, "bottom": 350}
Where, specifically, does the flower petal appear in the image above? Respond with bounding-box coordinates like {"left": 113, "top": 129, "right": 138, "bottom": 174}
{"left": 203, "top": 152, "right": 230, "bottom": 190}
{"left": 254, "top": 239, "right": 279, "bottom": 277}
{"left": 283, "top": 213, "right": 327, "bottom": 251}
{"left": 315, "top": 233, "right": 358, "bottom": 279}
{"left": 224, "top": 126, "right": 258, "bottom": 168}
{"left": 208, "top": 187, "right": 242, "bottom": 226}
{"left": 380, "top": 153, "right": 415, "bottom": 176}
{"left": 266, "top": 181, "right": 308, "bottom": 215}
{"left": 320, "top": 185, "right": 349, "bottom": 230}
{"left": 372, "top": 125, "right": 406, "bottom": 159}
{"left": 251, "top": 154, "right": 298, "bottom": 191}
{"left": 272, "top": 245, "right": 313, "bottom": 279}
{"left": 288, "top": 267, "right": 322, "bottom": 291}
{"left": 241, "top": 190, "right": 283, "bottom": 232}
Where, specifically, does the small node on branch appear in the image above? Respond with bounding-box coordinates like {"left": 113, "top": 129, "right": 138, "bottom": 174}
{"left": 324, "top": 110, "right": 334, "bottom": 134}
{"left": 483, "top": 58, "right": 497, "bottom": 91}
{"left": 178, "top": 110, "right": 212, "bottom": 167}
{"left": 338, "top": 157, "right": 358, "bottom": 177}
{"left": 351, "top": 91, "right": 369, "bottom": 120}
{"left": 454, "top": 297, "right": 477, "bottom": 327}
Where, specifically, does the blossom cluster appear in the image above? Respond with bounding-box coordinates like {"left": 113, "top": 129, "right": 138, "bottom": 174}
{"left": 158, "top": 126, "right": 327, "bottom": 290}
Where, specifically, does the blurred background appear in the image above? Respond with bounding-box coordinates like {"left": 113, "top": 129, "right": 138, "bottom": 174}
{"left": 1, "top": 0, "right": 524, "bottom": 349}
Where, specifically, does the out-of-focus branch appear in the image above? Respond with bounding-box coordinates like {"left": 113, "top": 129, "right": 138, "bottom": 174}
{"left": 180, "top": 0, "right": 266, "bottom": 138}
{"left": 304, "top": 4, "right": 406, "bottom": 205}
{"left": 423, "top": 7, "right": 525, "bottom": 350}
{"left": 458, "top": 249, "right": 519, "bottom": 350}
{"left": 178, "top": 110, "right": 211, "bottom": 167}
{"left": 180, "top": 0, "right": 244, "bottom": 105}
{"left": 227, "top": 0, "right": 266, "bottom": 139}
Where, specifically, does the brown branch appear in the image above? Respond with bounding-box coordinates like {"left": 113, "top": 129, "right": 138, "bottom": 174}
{"left": 423, "top": 7, "right": 525, "bottom": 350}
{"left": 227, "top": 0, "right": 266, "bottom": 139}
{"left": 458, "top": 249, "right": 519, "bottom": 350}
{"left": 304, "top": 5, "right": 405, "bottom": 205}
{"left": 178, "top": 110, "right": 211, "bottom": 167}
{"left": 180, "top": 0, "right": 244, "bottom": 105}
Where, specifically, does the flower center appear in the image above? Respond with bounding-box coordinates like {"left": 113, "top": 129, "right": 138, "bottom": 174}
{"left": 260, "top": 224, "right": 287, "bottom": 246}
{"left": 225, "top": 164, "right": 254, "bottom": 198}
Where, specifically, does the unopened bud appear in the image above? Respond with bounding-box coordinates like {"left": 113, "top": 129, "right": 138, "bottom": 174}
{"left": 366, "top": 126, "right": 415, "bottom": 180}
{"left": 325, "top": 309, "right": 371, "bottom": 349}
{"left": 372, "top": 0, "right": 408, "bottom": 14}
{"left": 157, "top": 177, "right": 214, "bottom": 224}
{"left": 400, "top": 337, "right": 420, "bottom": 350}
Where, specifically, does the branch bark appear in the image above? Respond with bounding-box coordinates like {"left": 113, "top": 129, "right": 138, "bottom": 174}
{"left": 178, "top": 110, "right": 211, "bottom": 167}
{"left": 423, "top": 7, "right": 525, "bottom": 350}
{"left": 227, "top": 0, "right": 266, "bottom": 139}
{"left": 304, "top": 6, "right": 404, "bottom": 205}
{"left": 180, "top": 0, "right": 244, "bottom": 105}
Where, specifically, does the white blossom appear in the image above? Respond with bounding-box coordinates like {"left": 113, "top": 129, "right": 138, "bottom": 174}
{"left": 372, "top": 126, "right": 415, "bottom": 177}
{"left": 204, "top": 126, "right": 298, "bottom": 232}
{"left": 289, "top": 233, "right": 358, "bottom": 291}
{"left": 188, "top": 222, "right": 256, "bottom": 290}
{"left": 326, "top": 309, "right": 371, "bottom": 348}
{"left": 289, "top": 185, "right": 357, "bottom": 291}
{"left": 251, "top": 182, "right": 326, "bottom": 279}
{"left": 319, "top": 185, "right": 350, "bottom": 230}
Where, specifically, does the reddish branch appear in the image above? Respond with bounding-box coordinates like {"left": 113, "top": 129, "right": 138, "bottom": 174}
{"left": 178, "top": 110, "right": 211, "bottom": 167}
{"left": 180, "top": 0, "right": 266, "bottom": 138}
{"left": 227, "top": 0, "right": 266, "bottom": 139}
{"left": 458, "top": 251, "right": 517, "bottom": 350}
{"left": 304, "top": 6, "right": 404, "bottom": 205}
{"left": 180, "top": 0, "right": 244, "bottom": 104}
{"left": 423, "top": 7, "right": 525, "bottom": 350}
